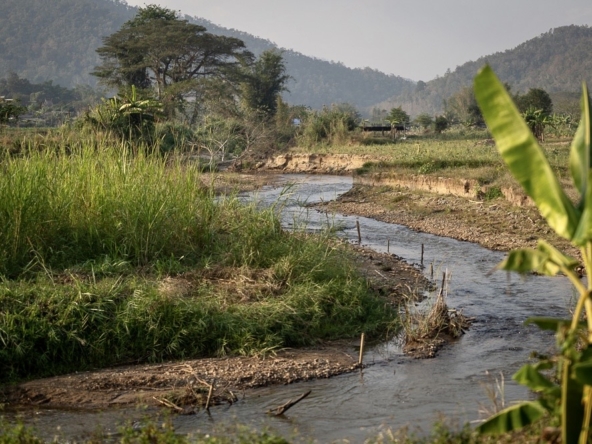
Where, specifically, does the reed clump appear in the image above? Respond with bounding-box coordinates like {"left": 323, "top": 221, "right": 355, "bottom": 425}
{"left": 402, "top": 287, "right": 472, "bottom": 358}
{"left": 0, "top": 141, "right": 395, "bottom": 382}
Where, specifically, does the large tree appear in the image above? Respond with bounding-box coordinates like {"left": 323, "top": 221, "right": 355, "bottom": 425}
{"left": 0, "top": 98, "right": 25, "bottom": 125}
{"left": 240, "top": 50, "right": 290, "bottom": 118}
{"left": 444, "top": 86, "right": 484, "bottom": 126}
{"left": 387, "top": 106, "right": 410, "bottom": 126}
{"left": 415, "top": 113, "right": 434, "bottom": 130}
{"left": 515, "top": 88, "right": 553, "bottom": 116}
{"left": 93, "top": 5, "right": 253, "bottom": 103}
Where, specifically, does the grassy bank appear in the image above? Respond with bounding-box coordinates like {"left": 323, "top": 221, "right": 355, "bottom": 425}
{"left": 0, "top": 142, "right": 396, "bottom": 382}
{"left": 290, "top": 129, "right": 573, "bottom": 193}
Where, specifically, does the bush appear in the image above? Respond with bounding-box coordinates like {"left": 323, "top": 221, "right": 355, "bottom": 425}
{"left": 155, "top": 122, "right": 196, "bottom": 153}
{"left": 297, "top": 104, "right": 360, "bottom": 147}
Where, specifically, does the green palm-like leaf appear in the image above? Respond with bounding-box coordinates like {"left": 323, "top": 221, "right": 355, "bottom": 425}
{"left": 513, "top": 364, "right": 556, "bottom": 392}
{"left": 573, "top": 361, "right": 592, "bottom": 386}
{"left": 474, "top": 66, "right": 580, "bottom": 241}
{"left": 562, "top": 360, "right": 586, "bottom": 444}
{"left": 569, "top": 85, "right": 592, "bottom": 244}
{"left": 498, "top": 240, "right": 578, "bottom": 276}
{"left": 499, "top": 249, "right": 559, "bottom": 275}
{"left": 568, "top": 89, "right": 590, "bottom": 199}
{"left": 476, "top": 401, "right": 546, "bottom": 435}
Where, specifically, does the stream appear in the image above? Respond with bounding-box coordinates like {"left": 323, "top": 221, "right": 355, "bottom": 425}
{"left": 6, "top": 174, "right": 573, "bottom": 442}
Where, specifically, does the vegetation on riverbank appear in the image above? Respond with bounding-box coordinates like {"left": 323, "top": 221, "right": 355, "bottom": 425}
{"left": 0, "top": 140, "right": 398, "bottom": 383}
{"left": 288, "top": 127, "right": 575, "bottom": 198}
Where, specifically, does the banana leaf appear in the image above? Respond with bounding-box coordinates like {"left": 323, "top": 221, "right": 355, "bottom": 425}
{"left": 476, "top": 401, "right": 546, "bottom": 434}
{"left": 474, "top": 66, "right": 580, "bottom": 241}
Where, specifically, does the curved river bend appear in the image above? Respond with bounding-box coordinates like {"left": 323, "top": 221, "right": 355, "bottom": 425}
{"left": 8, "top": 174, "right": 573, "bottom": 442}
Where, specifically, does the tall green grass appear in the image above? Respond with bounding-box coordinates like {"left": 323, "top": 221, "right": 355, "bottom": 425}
{"left": 0, "top": 144, "right": 212, "bottom": 276}
{"left": 0, "top": 142, "right": 396, "bottom": 382}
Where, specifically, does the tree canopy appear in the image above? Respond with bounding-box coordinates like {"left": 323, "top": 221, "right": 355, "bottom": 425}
{"left": 93, "top": 5, "right": 253, "bottom": 102}
{"left": 0, "top": 72, "right": 78, "bottom": 107}
{"left": 444, "top": 86, "right": 483, "bottom": 126}
{"left": 0, "top": 97, "right": 25, "bottom": 125}
{"left": 387, "top": 106, "right": 410, "bottom": 125}
{"left": 515, "top": 88, "right": 553, "bottom": 115}
{"left": 415, "top": 113, "right": 434, "bottom": 129}
{"left": 240, "top": 50, "right": 290, "bottom": 117}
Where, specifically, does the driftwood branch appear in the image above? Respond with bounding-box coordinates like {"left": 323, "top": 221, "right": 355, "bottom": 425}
{"left": 153, "top": 396, "right": 183, "bottom": 412}
{"left": 267, "top": 390, "right": 311, "bottom": 416}
{"left": 205, "top": 379, "right": 216, "bottom": 410}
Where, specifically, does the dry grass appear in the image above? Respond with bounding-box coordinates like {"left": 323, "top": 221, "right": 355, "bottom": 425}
{"left": 402, "top": 272, "right": 473, "bottom": 358}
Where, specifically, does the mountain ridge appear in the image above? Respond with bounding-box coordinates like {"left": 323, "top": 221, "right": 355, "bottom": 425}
{"left": 375, "top": 25, "right": 592, "bottom": 115}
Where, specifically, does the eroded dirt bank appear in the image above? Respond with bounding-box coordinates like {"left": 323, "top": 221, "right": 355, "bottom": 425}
{"left": 247, "top": 153, "right": 380, "bottom": 174}
{"left": 246, "top": 153, "right": 534, "bottom": 208}
{"left": 2, "top": 248, "right": 428, "bottom": 411}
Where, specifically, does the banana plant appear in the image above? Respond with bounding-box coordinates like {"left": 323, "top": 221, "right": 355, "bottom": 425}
{"left": 473, "top": 65, "right": 592, "bottom": 444}
{"left": 522, "top": 106, "right": 552, "bottom": 142}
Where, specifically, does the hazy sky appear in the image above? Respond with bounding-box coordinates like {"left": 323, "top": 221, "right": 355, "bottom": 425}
{"left": 123, "top": 0, "right": 592, "bottom": 81}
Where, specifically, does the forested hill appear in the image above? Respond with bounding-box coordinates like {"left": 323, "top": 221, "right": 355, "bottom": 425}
{"left": 375, "top": 25, "right": 592, "bottom": 116}
{"left": 0, "top": 0, "right": 414, "bottom": 109}
{"left": 0, "top": 0, "right": 134, "bottom": 87}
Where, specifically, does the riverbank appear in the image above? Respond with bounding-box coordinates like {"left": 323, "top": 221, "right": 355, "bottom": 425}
{"left": 2, "top": 247, "right": 428, "bottom": 410}
{"left": 245, "top": 152, "right": 578, "bottom": 257}
{"left": 315, "top": 183, "right": 578, "bottom": 258}
{"left": 242, "top": 131, "right": 578, "bottom": 258}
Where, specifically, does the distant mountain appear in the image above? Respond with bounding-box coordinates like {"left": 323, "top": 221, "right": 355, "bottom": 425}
{"left": 0, "top": 0, "right": 413, "bottom": 110}
{"left": 0, "top": 0, "right": 134, "bottom": 87}
{"left": 375, "top": 25, "right": 592, "bottom": 116}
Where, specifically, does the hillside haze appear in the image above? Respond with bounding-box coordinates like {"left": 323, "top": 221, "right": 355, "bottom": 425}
{"left": 376, "top": 25, "right": 592, "bottom": 116}
{"left": 0, "top": 0, "right": 413, "bottom": 109}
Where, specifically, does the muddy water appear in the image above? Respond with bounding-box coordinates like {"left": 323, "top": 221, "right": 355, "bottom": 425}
{"left": 7, "top": 174, "right": 572, "bottom": 442}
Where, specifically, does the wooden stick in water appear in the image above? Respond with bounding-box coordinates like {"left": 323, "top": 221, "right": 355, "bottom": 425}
{"left": 267, "top": 390, "right": 312, "bottom": 416}
{"left": 359, "top": 332, "right": 365, "bottom": 365}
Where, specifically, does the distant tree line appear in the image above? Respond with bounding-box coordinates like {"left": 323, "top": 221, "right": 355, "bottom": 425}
{"left": 0, "top": 72, "right": 104, "bottom": 127}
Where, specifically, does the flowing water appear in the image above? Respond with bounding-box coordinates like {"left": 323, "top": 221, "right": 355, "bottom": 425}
{"left": 5, "top": 174, "right": 573, "bottom": 442}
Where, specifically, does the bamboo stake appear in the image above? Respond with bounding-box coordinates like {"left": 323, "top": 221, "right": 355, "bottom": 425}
{"left": 421, "top": 243, "right": 424, "bottom": 266}
{"left": 387, "top": 239, "right": 390, "bottom": 253}
{"left": 356, "top": 220, "right": 362, "bottom": 244}
{"left": 358, "top": 332, "right": 365, "bottom": 365}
